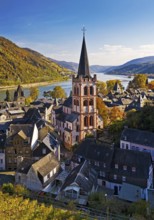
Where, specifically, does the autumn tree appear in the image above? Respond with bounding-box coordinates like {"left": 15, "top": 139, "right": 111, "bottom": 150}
{"left": 109, "top": 106, "right": 124, "bottom": 123}
{"left": 106, "top": 79, "right": 123, "bottom": 92}
{"left": 96, "top": 81, "right": 108, "bottom": 95}
{"left": 148, "top": 80, "right": 154, "bottom": 90}
{"left": 29, "top": 87, "right": 39, "bottom": 100}
{"left": 128, "top": 74, "right": 148, "bottom": 89}
{"left": 96, "top": 97, "right": 109, "bottom": 126}
{"left": 50, "top": 86, "right": 67, "bottom": 98}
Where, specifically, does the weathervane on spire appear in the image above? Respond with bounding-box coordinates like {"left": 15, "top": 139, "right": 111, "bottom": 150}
{"left": 81, "top": 26, "right": 86, "bottom": 37}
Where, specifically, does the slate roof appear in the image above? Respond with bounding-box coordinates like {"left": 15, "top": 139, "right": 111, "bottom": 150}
{"left": 63, "top": 96, "right": 72, "bottom": 108}
{"left": 73, "top": 139, "right": 152, "bottom": 188}
{"left": 17, "top": 158, "right": 36, "bottom": 174}
{"left": 121, "top": 128, "right": 154, "bottom": 148}
{"left": 23, "top": 108, "right": 43, "bottom": 124}
{"left": 61, "top": 160, "right": 97, "bottom": 193}
{"left": 74, "top": 139, "right": 114, "bottom": 170}
{"left": 77, "top": 36, "right": 91, "bottom": 77}
{"left": 41, "top": 133, "right": 59, "bottom": 150}
{"left": 57, "top": 112, "right": 78, "bottom": 123}
{"left": 109, "top": 148, "right": 152, "bottom": 187}
{"left": 53, "top": 106, "right": 63, "bottom": 115}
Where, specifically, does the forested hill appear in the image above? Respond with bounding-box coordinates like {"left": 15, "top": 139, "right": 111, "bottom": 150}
{"left": 105, "top": 56, "right": 154, "bottom": 75}
{"left": 0, "top": 37, "right": 72, "bottom": 86}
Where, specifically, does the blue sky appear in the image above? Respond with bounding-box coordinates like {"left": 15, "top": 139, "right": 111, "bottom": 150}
{"left": 1, "top": 0, "right": 154, "bottom": 65}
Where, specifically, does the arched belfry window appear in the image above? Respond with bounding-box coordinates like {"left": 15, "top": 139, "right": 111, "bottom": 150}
{"left": 89, "top": 99, "right": 93, "bottom": 106}
{"left": 90, "top": 116, "right": 93, "bottom": 126}
{"left": 84, "top": 116, "right": 88, "bottom": 127}
{"left": 74, "top": 99, "right": 76, "bottom": 105}
{"left": 90, "top": 86, "right": 93, "bottom": 95}
{"left": 74, "top": 87, "right": 76, "bottom": 95}
{"left": 76, "top": 100, "right": 79, "bottom": 106}
{"left": 83, "top": 100, "right": 88, "bottom": 106}
{"left": 84, "top": 86, "right": 88, "bottom": 95}
{"left": 77, "top": 87, "right": 79, "bottom": 95}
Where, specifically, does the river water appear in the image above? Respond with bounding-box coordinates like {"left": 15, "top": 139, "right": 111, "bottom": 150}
{"left": 0, "top": 73, "right": 132, "bottom": 101}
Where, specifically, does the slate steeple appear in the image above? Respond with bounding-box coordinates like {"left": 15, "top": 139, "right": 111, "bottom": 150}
{"left": 77, "top": 34, "right": 90, "bottom": 77}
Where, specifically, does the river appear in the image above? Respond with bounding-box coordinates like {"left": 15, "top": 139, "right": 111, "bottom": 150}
{"left": 0, "top": 73, "right": 132, "bottom": 101}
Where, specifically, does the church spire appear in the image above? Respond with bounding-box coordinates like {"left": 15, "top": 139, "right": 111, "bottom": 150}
{"left": 77, "top": 28, "right": 90, "bottom": 77}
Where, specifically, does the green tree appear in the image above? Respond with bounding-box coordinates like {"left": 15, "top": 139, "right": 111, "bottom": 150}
{"left": 106, "top": 79, "right": 123, "bottom": 92}
{"left": 25, "top": 96, "right": 32, "bottom": 106}
{"left": 29, "top": 87, "right": 39, "bottom": 100}
{"left": 2, "top": 183, "right": 14, "bottom": 195}
{"left": 5, "top": 90, "right": 11, "bottom": 101}
{"left": 129, "top": 200, "right": 149, "bottom": 219}
{"left": 96, "top": 81, "right": 108, "bottom": 95}
{"left": 50, "top": 86, "right": 67, "bottom": 98}
{"left": 128, "top": 74, "right": 148, "bottom": 89}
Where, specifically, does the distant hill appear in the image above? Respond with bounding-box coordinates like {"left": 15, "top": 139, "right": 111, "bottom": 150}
{"left": 0, "top": 37, "right": 72, "bottom": 86}
{"left": 51, "top": 59, "right": 79, "bottom": 72}
{"left": 105, "top": 56, "right": 154, "bottom": 75}
{"left": 51, "top": 59, "right": 113, "bottom": 73}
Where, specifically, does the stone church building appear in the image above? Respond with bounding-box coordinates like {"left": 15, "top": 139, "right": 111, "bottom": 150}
{"left": 52, "top": 35, "right": 103, "bottom": 148}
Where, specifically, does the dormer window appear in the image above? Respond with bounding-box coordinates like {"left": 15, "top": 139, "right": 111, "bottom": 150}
{"left": 95, "top": 161, "right": 99, "bottom": 166}
{"left": 132, "top": 167, "right": 136, "bottom": 172}
{"left": 42, "top": 148, "right": 46, "bottom": 155}
{"left": 123, "top": 165, "right": 127, "bottom": 171}
{"left": 114, "top": 174, "right": 117, "bottom": 180}
{"left": 100, "top": 171, "right": 105, "bottom": 177}
{"left": 115, "top": 164, "right": 118, "bottom": 169}
{"left": 122, "top": 176, "right": 126, "bottom": 181}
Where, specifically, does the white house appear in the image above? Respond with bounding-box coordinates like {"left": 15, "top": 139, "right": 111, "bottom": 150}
{"left": 15, "top": 153, "right": 61, "bottom": 192}
{"left": 120, "top": 128, "right": 154, "bottom": 161}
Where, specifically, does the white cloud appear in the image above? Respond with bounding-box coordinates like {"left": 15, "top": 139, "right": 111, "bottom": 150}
{"left": 89, "top": 44, "right": 154, "bottom": 65}
{"left": 15, "top": 41, "right": 154, "bottom": 65}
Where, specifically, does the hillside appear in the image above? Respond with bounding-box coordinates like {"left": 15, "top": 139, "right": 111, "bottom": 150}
{"left": 105, "top": 56, "right": 154, "bottom": 75}
{"left": 52, "top": 59, "right": 113, "bottom": 73}
{"left": 0, "top": 37, "right": 72, "bottom": 86}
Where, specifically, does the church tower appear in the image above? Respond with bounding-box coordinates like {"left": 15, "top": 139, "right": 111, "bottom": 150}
{"left": 72, "top": 30, "right": 97, "bottom": 141}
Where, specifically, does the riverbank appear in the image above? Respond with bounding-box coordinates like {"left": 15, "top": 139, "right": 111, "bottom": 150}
{"left": 0, "top": 79, "right": 69, "bottom": 91}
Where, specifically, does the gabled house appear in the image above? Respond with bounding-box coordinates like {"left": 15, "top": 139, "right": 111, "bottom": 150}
{"left": 120, "top": 128, "right": 154, "bottom": 161}
{"left": 23, "top": 108, "right": 45, "bottom": 129}
{"left": 5, "top": 123, "right": 38, "bottom": 170}
{"left": 72, "top": 139, "right": 153, "bottom": 202}
{"left": 109, "top": 148, "right": 153, "bottom": 199}
{"left": 31, "top": 99, "right": 54, "bottom": 121}
{"left": 33, "top": 133, "right": 60, "bottom": 161}
{"left": 15, "top": 153, "right": 61, "bottom": 192}
{"left": 60, "top": 160, "right": 97, "bottom": 204}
